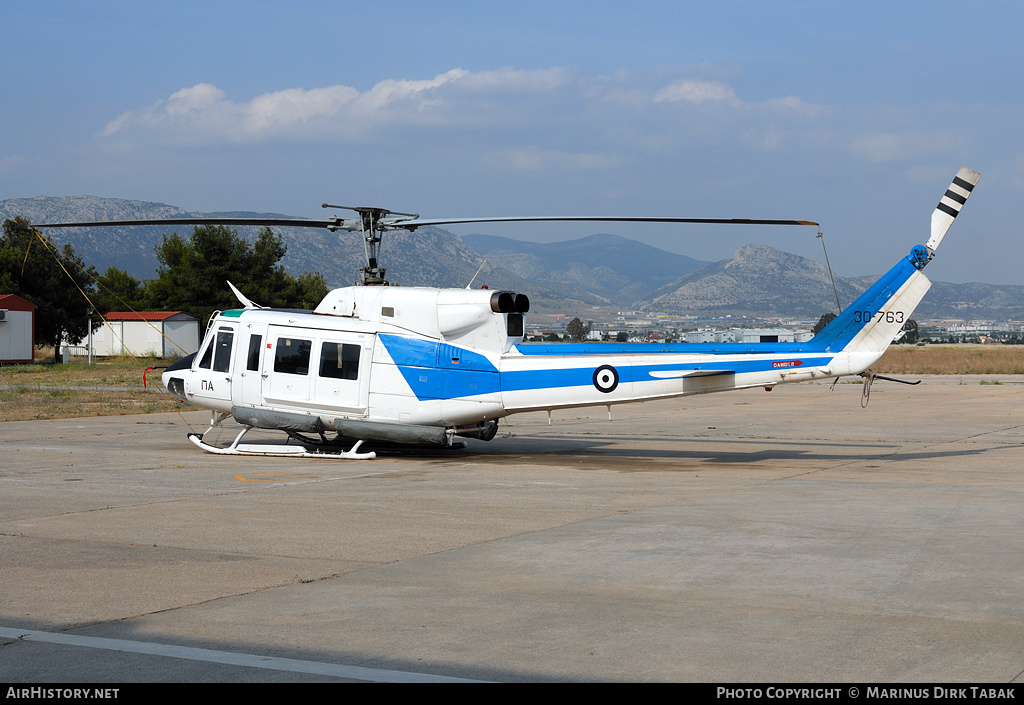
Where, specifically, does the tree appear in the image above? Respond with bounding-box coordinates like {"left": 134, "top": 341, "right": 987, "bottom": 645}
{"left": 566, "top": 317, "right": 592, "bottom": 342}
{"left": 1, "top": 217, "right": 98, "bottom": 362}
{"left": 145, "top": 225, "right": 328, "bottom": 325}
{"left": 93, "top": 267, "right": 145, "bottom": 314}
{"left": 811, "top": 312, "right": 837, "bottom": 335}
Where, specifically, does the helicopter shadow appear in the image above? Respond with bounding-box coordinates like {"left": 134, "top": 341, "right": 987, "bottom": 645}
{"left": 453, "top": 432, "right": 1000, "bottom": 468}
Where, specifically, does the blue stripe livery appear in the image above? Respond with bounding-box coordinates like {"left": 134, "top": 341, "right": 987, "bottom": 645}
{"left": 379, "top": 247, "right": 921, "bottom": 402}
{"left": 380, "top": 334, "right": 501, "bottom": 400}
{"left": 809, "top": 253, "right": 919, "bottom": 351}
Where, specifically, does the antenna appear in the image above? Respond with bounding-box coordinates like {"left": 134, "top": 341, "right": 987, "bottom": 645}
{"left": 466, "top": 259, "right": 488, "bottom": 289}
{"left": 817, "top": 230, "right": 842, "bottom": 313}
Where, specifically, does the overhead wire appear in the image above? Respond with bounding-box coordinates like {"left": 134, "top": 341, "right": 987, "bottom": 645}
{"left": 816, "top": 230, "right": 843, "bottom": 314}
{"left": 27, "top": 228, "right": 197, "bottom": 432}
{"left": 30, "top": 229, "right": 188, "bottom": 356}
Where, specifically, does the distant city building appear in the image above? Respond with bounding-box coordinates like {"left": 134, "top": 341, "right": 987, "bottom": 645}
{"left": 685, "top": 328, "right": 732, "bottom": 344}
{"left": 945, "top": 323, "right": 1011, "bottom": 335}
{"left": 684, "top": 327, "right": 812, "bottom": 344}
{"left": 731, "top": 328, "right": 810, "bottom": 343}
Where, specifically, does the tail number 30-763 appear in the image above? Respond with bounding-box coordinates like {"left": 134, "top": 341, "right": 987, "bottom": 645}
{"left": 853, "top": 310, "right": 904, "bottom": 323}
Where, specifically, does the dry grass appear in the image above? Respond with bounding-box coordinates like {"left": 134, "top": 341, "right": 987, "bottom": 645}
{"left": 875, "top": 344, "right": 1024, "bottom": 375}
{"left": 0, "top": 351, "right": 186, "bottom": 422}
{"left": 3, "top": 344, "right": 1022, "bottom": 422}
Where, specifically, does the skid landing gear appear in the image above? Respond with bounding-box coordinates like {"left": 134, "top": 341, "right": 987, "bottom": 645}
{"left": 189, "top": 413, "right": 376, "bottom": 459}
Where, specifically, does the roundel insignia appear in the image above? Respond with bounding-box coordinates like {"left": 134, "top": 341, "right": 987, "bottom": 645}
{"left": 593, "top": 364, "right": 619, "bottom": 393}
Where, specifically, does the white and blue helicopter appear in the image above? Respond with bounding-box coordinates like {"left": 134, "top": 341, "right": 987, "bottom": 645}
{"left": 35, "top": 167, "right": 980, "bottom": 459}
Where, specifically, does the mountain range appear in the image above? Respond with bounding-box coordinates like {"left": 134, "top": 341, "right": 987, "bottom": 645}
{"left": 3, "top": 196, "right": 1023, "bottom": 320}
{"left": 462, "top": 233, "right": 710, "bottom": 306}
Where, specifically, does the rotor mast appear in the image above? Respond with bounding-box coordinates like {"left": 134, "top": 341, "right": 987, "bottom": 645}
{"left": 321, "top": 204, "right": 419, "bottom": 286}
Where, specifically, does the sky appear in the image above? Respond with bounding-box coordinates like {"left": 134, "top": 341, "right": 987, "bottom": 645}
{"left": 2, "top": 1, "right": 1021, "bottom": 285}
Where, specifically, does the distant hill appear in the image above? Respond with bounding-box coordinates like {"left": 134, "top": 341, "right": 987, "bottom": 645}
{"left": 0, "top": 195, "right": 506, "bottom": 289}
{"left": 917, "top": 281, "right": 1024, "bottom": 321}
{"left": 462, "top": 233, "right": 711, "bottom": 306}
{"left": 645, "top": 243, "right": 865, "bottom": 317}
{"left": 643, "top": 244, "right": 1024, "bottom": 320}
{"left": 4, "top": 196, "right": 1023, "bottom": 320}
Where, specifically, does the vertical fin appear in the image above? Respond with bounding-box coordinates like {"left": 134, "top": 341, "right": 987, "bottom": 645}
{"left": 927, "top": 166, "right": 980, "bottom": 252}
{"left": 843, "top": 270, "right": 931, "bottom": 353}
{"left": 810, "top": 255, "right": 926, "bottom": 353}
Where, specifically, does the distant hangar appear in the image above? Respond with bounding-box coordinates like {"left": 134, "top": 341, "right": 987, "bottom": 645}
{"left": 83, "top": 311, "right": 200, "bottom": 358}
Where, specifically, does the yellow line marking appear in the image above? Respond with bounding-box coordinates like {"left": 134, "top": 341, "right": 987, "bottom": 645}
{"left": 234, "top": 473, "right": 318, "bottom": 482}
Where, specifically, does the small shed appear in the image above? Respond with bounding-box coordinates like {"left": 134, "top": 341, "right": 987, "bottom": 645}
{"left": 0, "top": 294, "right": 37, "bottom": 364}
{"left": 88, "top": 311, "right": 200, "bottom": 358}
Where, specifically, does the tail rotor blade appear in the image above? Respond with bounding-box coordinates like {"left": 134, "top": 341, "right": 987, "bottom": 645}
{"left": 927, "top": 166, "right": 981, "bottom": 252}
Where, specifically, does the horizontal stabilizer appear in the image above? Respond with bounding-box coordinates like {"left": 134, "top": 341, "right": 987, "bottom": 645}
{"left": 927, "top": 166, "right": 980, "bottom": 252}
{"left": 649, "top": 369, "right": 734, "bottom": 379}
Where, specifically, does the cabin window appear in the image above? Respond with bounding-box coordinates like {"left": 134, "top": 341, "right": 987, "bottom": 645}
{"left": 506, "top": 313, "right": 524, "bottom": 337}
{"left": 197, "top": 339, "right": 214, "bottom": 369}
{"left": 212, "top": 330, "right": 234, "bottom": 373}
{"left": 274, "top": 337, "right": 311, "bottom": 375}
{"left": 246, "top": 334, "right": 262, "bottom": 371}
{"left": 381, "top": 306, "right": 394, "bottom": 317}
{"left": 319, "top": 342, "right": 360, "bottom": 380}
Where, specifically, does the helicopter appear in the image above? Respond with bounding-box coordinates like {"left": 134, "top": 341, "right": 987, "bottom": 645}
{"left": 33, "top": 166, "right": 980, "bottom": 459}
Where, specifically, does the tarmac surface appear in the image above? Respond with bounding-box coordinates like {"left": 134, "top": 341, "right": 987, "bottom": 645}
{"left": 1, "top": 375, "right": 1022, "bottom": 682}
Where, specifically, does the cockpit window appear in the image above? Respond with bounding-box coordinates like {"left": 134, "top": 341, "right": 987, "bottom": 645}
{"left": 212, "top": 329, "right": 234, "bottom": 373}
{"left": 197, "top": 338, "right": 214, "bottom": 369}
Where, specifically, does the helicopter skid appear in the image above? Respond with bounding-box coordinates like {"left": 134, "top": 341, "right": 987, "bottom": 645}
{"left": 187, "top": 431, "right": 376, "bottom": 460}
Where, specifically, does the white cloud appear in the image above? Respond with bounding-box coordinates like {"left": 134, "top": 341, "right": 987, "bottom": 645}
{"left": 96, "top": 67, "right": 832, "bottom": 172}
{"left": 653, "top": 79, "right": 736, "bottom": 104}
{"left": 762, "top": 95, "right": 826, "bottom": 118}
{"left": 456, "top": 67, "right": 573, "bottom": 92}
{"left": 650, "top": 80, "right": 825, "bottom": 128}
{"left": 100, "top": 68, "right": 577, "bottom": 143}
{"left": 243, "top": 85, "right": 360, "bottom": 133}
{"left": 353, "top": 69, "right": 468, "bottom": 112}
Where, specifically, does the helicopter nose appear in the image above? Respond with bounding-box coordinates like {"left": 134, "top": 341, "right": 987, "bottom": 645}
{"left": 162, "top": 352, "right": 195, "bottom": 398}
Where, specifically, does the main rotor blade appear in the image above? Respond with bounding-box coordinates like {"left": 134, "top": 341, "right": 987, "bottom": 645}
{"left": 31, "top": 214, "right": 820, "bottom": 232}
{"left": 31, "top": 217, "right": 336, "bottom": 230}
{"left": 398, "top": 216, "right": 819, "bottom": 228}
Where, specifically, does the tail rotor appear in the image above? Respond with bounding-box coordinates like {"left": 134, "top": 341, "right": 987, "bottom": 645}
{"left": 926, "top": 166, "right": 981, "bottom": 254}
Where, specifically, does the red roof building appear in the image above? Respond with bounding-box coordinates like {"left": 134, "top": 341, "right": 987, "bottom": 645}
{"left": 72, "top": 311, "right": 200, "bottom": 358}
{"left": 0, "top": 294, "right": 38, "bottom": 363}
